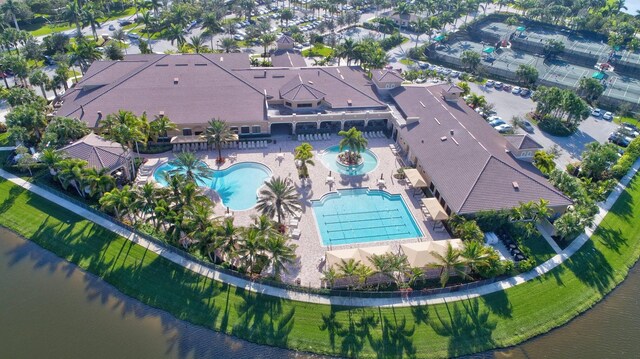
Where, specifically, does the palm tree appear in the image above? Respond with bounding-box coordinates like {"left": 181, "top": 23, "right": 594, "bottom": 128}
{"left": 237, "top": 228, "right": 264, "bottom": 274}
{"left": 393, "top": 2, "right": 414, "bottom": 31}
{"left": 56, "top": 158, "right": 87, "bottom": 197}
{"left": 41, "top": 148, "right": 67, "bottom": 176}
{"left": 461, "top": 240, "right": 491, "bottom": 275}
{"left": 63, "top": 0, "right": 84, "bottom": 36}
{"left": 165, "top": 24, "right": 186, "bottom": 47}
{"left": 219, "top": 218, "right": 241, "bottom": 262}
{"left": 430, "top": 242, "right": 471, "bottom": 288}
{"left": 69, "top": 38, "right": 103, "bottom": 74}
{"left": 45, "top": 116, "right": 89, "bottom": 146}
{"left": 338, "top": 127, "right": 368, "bottom": 164}
{"left": 264, "top": 235, "right": 296, "bottom": 279}
{"left": 204, "top": 118, "right": 235, "bottom": 163}
{"left": 532, "top": 198, "right": 552, "bottom": 221}
{"left": 99, "top": 110, "right": 148, "bottom": 157}
{"left": 135, "top": 182, "right": 160, "bottom": 226}
{"left": 202, "top": 13, "right": 223, "bottom": 49}
{"left": 82, "top": 4, "right": 104, "bottom": 41}
{"left": 168, "top": 151, "right": 212, "bottom": 184}
{"left": 149, "top": 114, "right": 177, "bottom": 142}
{"left": 322, "top": 267, "right": 339, "bottom": 288}
{"left": 1, "top": 0, "right": 22, "bottom": 30}
{"left": 219, "top": 37, "right": 238, "bottom": 53}
{"left": 468, "top": 93, "right": 487, "bottom": 109}
{"left": 188, "top": 35, "right": 208, "bottom": 53}
{"left": 355, "top": 264, "right": 375, "bottom": 289}
{"left": 294, "top": 142, "right": 314, "bottom": 179}
{"left": 28, "top": 69, "right": 49, "bottom": 99}
{"left": 251, "top": 214, "right": 278, "bottom": 239}
{"left": 100, "top": 185, "right": 136, "bottom": 221}
{"left": 339, "top": 38, "right": 357, "bottom": 65}
{"left": 84, "top": 167, "right": 115, "bottom": 197}
{"left": 256, "top": 177, "right": 301, "bottom": 225}
{"left": 258, "top": 33, "right": 276, "bottom": 56}
{"left": 337, "top": 258, "right": 362, "bottom": 289}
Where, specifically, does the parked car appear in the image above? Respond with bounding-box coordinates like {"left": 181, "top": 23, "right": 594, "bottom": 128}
{"left": 127, "top": 32, "right": 140, "bottom": 40}
{"left": 603, "top": 111, "right": 614, "bottom": 121}
{"left": 494, "top": 81, "right": 503, "bottom": 89}
{"left": 622, "top": 122, "right": 638, "bottom": 131}
{"left": 619, "top": 125, "right": 639, "bottom": 138}
{"left": 520, "top": 120, "right": 535, "bottom": 133}
{"left": 490, "top": 118, "right": 506, "bottom": 127}
{"left": 609, "top": 132, "right": 632, "bottom": 147}
{"left": 233, "top": 34, "right": 245, "bottom": 41}
{"left": 503, "top": 84, "right": 512, "bottom": 91}
{"left": 591, "top": 108, "right": 602, "bottom": 117}
{"left": 415, "top": 78, "right": 426, "bottom": 83}
{"left": 495, "top": 124, "right": 514, "bottom": 133}
{"left": 108, "top": 24, "right": 116, "bottom": 31}
{"left": 485, "top": 80, "right": 494, "bottom": 87}
{"left": 511, "top": 86, "right": 521, "bottom": 95}
{"left": 520, "top": 88, "right": 531, "bottom": 97}
{"left": 118, "top": 19, "right": 133, "bottom": 26}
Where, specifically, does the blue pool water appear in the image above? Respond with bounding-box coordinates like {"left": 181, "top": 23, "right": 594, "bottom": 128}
{"left": 153, "top": 161, "right": 272, "bottom": 211}
{"left": 311, "top": 188, "right": 423, "bottom": 246}
{"left": 319, "top": 145, "right": 378, "bottom": 176}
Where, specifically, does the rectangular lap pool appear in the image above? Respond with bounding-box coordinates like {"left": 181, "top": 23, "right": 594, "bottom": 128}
{"left": 311, "top": 188, "right": 423, "bottom": 246}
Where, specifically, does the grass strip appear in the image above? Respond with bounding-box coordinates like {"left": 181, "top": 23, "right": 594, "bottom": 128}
{"left": 0, "top": 175, "right": 639, "bottom": 358}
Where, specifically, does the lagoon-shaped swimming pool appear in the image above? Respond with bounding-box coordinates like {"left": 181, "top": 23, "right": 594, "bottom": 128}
{"left": 311, "top": 188, "right": 423, "bottom": 246}
{"left": 153, "top": 161, "right": 272, "bottom": 211}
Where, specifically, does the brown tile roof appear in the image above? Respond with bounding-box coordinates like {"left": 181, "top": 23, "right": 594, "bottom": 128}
{"left": 60, "top": 133, "right": 130, "bottom": 173}
{"left": 271, "top": 50, "right": 307, "bottom": 67}
{"left": 279, "top": 75, "right": 326, "bottom": 101}
{"left": 373, "top": 69, "right": 404, "bottom": 82}
{"left": 235, "top": 66, "right": 386, "bottom": 110}
{"left": 504, "top": 134, "right": 544, "bottom": 150}
{"left": 276, "top": 34, "right": 294, "bottom": 44}
{"left": 391, "top": 85, "right": 571, "bottom": 214}
{"left": 57, "top": 54, "right": 265, "bottom": 127}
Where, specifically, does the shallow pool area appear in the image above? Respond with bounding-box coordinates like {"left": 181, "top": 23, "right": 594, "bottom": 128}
{"left": 153, "top": 161, "right": 272, "bottom": 211}
{"left": 318, "top": 145, "right": 378, "bottom": 176}
{"left": 311, "top": 188, "right": 423, "bottom": 246}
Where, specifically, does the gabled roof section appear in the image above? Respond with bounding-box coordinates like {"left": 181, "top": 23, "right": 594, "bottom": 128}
{"left": 504, "top": 134, "right": 544, "bottom": 150}
{"left": 391, "top": 85, "right": 571, "bottom": 214}
{"left": 60, "top": 133, "right": 130, "bottom": 173}
{"left": 373, "top": 69, "right": 404, "bottom": 82}
{"left": 459, "top": 156, "right": 571, "bottom": 214}
{"left": 277, "top": 34, "right": 294, "bottom": 44}
{"left": 271, "top": 50, "right": 307, "bottom": 67}
{"left": 279, "top": 75, "right": 326, "bottom": 101}
{"left": 445, "top": 84, "right": 464, "bottom": 94}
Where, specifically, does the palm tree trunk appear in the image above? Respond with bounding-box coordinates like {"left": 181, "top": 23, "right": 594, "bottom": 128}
{"left": 40, "top": 84, "right": 47, "bottom": 99}
{"left": 12, "top": 14, "right": 20, "bottom": 31}
{"left": 217, "top": 143, "right": 222, "bottom": 162}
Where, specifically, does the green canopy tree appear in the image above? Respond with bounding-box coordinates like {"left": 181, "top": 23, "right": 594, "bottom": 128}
{"left": 338, "top": 127, "right": 368, "bottom": 164}
{"left": 461, "top": 50, "right": 481, "bottom": 73}
{"left": 516, "top": 64, "right": 538, "bottom": 86}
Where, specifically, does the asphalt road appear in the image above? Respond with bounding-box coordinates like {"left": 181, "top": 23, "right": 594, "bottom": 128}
{"left": 469, "top": 82, "right": 619, "bottom": 168}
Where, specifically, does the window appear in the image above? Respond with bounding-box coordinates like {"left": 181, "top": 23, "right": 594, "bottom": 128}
{"left": 182, "top": 128, "right": 192, "bottom": 136}
{"left": 439, "top": 197, "right": 446, "bottom": 207}
{"left": 240, "top": 126, "right": 250, "bottom": 134}
{"left": 317, "top": 101, "right": 322, "bottom": 106}
{"left": 285, "top": 101, "right": 292, "bottom": 107}
{"left": 252, "top": 126, "right": 261, "bottom": 134}
{"left": 385, "top": 83, "right": 396, "bottom": 89}
{"left": 429, "top": 182, "right": 435, "bottom": 192}
{"left": 434, "top": 189, "right": 440, "bottom": 199}
{"left": 298, "top": 103, "right": 313, "bottom": 108}
{"left": 230, "top": 127, "right": 239, "bottom": 134}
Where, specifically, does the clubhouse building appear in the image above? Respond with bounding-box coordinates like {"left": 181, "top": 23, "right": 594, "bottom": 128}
{"left": 55, "top": 52, "right": 571, "bottom": 216}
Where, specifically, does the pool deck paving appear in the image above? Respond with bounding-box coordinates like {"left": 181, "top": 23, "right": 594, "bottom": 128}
{"left": 141, "top": 135, "right": 450, "bottom": 287}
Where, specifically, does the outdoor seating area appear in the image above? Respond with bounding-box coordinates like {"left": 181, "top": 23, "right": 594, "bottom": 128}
{"left": 297, "top": 133, "right": 332, "bottom": 141}
{"left": 486, "top": 231, "right": 528, "bottom": 262}
{"left": 235, "top": 140, "right": 270, "bottom": 149}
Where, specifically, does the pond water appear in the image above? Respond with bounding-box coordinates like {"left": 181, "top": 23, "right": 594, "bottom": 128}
{"left": 1, "top": 225, "right": 638, "bottom": 358}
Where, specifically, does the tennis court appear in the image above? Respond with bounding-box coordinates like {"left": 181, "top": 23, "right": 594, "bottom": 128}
{"left": 603, "top": 76, "right": 640, "bottom": 105}
{"left": 538, "top": 59, "right": 593, "bottom": 87}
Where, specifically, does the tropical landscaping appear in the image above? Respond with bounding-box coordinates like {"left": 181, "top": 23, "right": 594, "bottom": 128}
{"left": 0, "top": 158, "right": 638, "bottom": 357}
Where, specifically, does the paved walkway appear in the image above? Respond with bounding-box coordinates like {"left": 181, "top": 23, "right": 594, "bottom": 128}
{"left": 0, "top": 159, "right": 638, "bottom": 307}
{"left": 0, "top": 147, "right": 15, "bottom": 151}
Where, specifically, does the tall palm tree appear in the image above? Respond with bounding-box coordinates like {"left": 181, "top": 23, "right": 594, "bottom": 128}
{"left": 339, "top": 38, "right": 357, "bottom": 65}
{"left": 202, "top": 13, "right": 223, "bottom": 49}
{"left": 338, "top": 127, "right": 368, "bottom": 164}
{"left": 460, "top": 240, "right": 491, "bottom": 275}
{"left": 82, "top": 4, "right": 104, "bottom": 41}
{"left": 410, "top": 18, "right": 430, "bottom": 49}
{"left": 251, "top": 214, "right": 278, "bottom": 239}
{"left": 219, "top": 36, "right": 238, "bottom": 53}
{"left": 56, "top": 158, "right": 87, "bottom": 197}
{"left": 322, "top": 267, "right": 339, "bottom": 288}
{"left": 188, "top": 35, "right": 208, "bottom": 53}
{"left": 135, "top": 182, "right": 161, "bottom": 226}
{"left": 165, "top": 24, "right": 186, "bottom": 47}
{"left": 337, "top": 258, "right": 362, "bottom": 289}
{"left": 430, "top": 243, "right": 471, "bottom": 288}
{"left": 532, "top": 198, "right": 551, "bottom": 221}
{"left": 204, "top": 118, "right": 235, "bottom": 163}
{"left": 294, "top": 142, "right": 314, "bottom": 178}
{"left": 256, "top": 177, "right": 301, "bottom": 225}
{"left": 28, "top": 69, "right": 49, "bottom": 99}
{"left": 237, "top": 228, "right": 264, "bottom": 274}
{"left": 264, "top": 235, "right": 296, "bottom": 279}
{"left": 258, "top": 33, "right": 276, "bottom": 56}
{"left": 168, "top": 151, "right": 213, "bottom": 184}
{"left": 100, "top": 185, "right": 136, "bottom": 221}
{"left": 149, "top": 114, "right": 177, "bottom": 142}
{"left": 63, "top": 0, "right": 84, "bottom": 36}
{"left": 68, "top": 38, "right": 103, "bottom": 74}
{"left": 41, "top": 148, "right": 67, "bottom": 176}
{"left": 1, "top": 0, "right": 22, "bottom": 30}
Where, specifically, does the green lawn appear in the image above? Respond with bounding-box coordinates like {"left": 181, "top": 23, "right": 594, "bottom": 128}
{"left": 302, "top": 45, "right": 333, "bottom": 57}
{"left": 0, "top": 133, "right": 10, "bottom": 147}
{"left": 0, "top": 174, "right": 639, "bottom": 358}
{"left": 614, "top": 116, "right": 639, "bottom": 127}
{"left": 399, "top": 58, "right": 415, "bottom": 66}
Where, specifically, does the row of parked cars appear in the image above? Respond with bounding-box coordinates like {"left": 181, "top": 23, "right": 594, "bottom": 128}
{"left": 485, "top": 80, "right": 532, "bottom": 97}
{"left": 590, "top": 108, "right": 614, "bottom": 121}
{"left": 609, "top": 122, "right": 639, "bottom": 147}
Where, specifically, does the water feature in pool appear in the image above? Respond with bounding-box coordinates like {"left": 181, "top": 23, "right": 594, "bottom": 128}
{"left": 153, "top": 161, "right": 271, "bottom": 211}
{"left": 311, "top": 188, "right": 423, "bottom": 246}
{"left": 319, "top": 145, "right": 378, "bottom": 176}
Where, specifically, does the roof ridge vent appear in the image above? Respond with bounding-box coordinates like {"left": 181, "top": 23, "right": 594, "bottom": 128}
{"left": 440, "top": 136, "right": 447, "bottom": 141}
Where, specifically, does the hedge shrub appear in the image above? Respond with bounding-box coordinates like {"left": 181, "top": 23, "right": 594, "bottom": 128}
{"left": 611, "top": 137, "right": 640, "bottom": 178}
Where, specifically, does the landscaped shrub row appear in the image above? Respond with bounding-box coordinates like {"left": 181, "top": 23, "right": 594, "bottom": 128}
{"left": 611, "top": 136, "right": 640, "bottom": 178}
{"left": 380, "top": 34, "right": 406, "bottom": 51}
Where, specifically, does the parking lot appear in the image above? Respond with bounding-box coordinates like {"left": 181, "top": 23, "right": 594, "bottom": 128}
{"left": 469, "top": 82, "right": 619, "bottom": 168}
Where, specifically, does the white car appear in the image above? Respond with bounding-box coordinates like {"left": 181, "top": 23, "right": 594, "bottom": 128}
{"left": 485, "top": 80, "right": 495, "bottom": 87}
{"left": 490, "top": 118, "right": 506, "bottom": 127}
{"left": 603, "top": 111, "right": 614, "bottom": 120}
{"left": 495, "top": 124, "right": 513, "bottom": 133}
{"left": 591, "top": 108, "right": 602, "bottom": 117}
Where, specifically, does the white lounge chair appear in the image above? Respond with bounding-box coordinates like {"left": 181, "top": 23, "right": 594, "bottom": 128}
{"left": 289, "top": 218, "right": 299, "bottom": 227}
{"left": 326, "top": 176, "right": 335, "bottom": 184}
{"left": 290, "top": 228, "right": 301, "bottom": 239}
